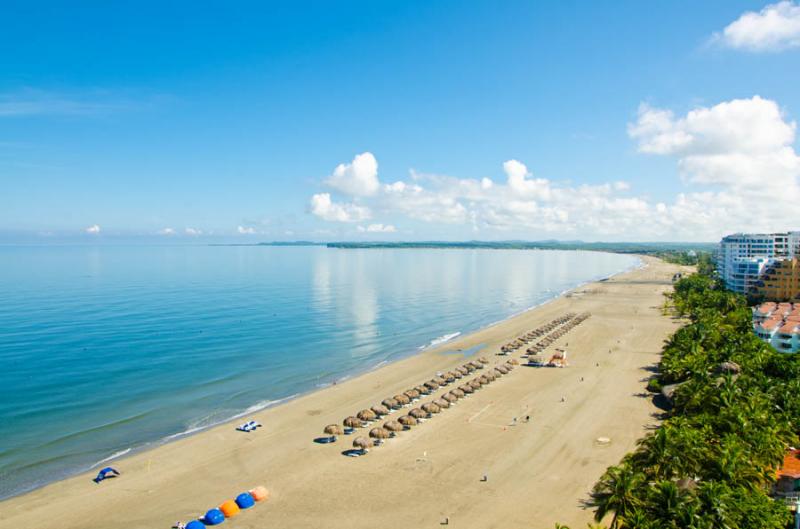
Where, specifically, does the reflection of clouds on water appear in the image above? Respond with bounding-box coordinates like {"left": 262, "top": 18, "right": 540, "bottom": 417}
{"left": 311, "top": 249, "right": 332, "bottom": 312}
{"left": 347, "top": 252, "right": 379, "bottom": 357}
{"left": 312, "top": 250, "right": 380, "bottom": 358}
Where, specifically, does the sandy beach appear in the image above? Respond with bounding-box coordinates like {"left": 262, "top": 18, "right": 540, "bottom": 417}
{"left": 0, "top": 256, "right": 689, "bottom": 529}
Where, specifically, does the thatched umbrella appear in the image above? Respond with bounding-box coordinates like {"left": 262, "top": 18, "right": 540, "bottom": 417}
{"left": 422, "top": 402, "right": 441, "bottom": 414}
{"left": 442, "top": 393, "right": 457, "bottom": 403}
{"left": 444, "top": 372, "right": 457, "bottom": 382}
{"left": 357, "top": 409, "right": 377, "bottom": 422}
{"left": 459, "top": 384, "right": 474, "bottom": 394}
{"left": 451, "top": 388, "right": 465, "bottom": 398}
{"left": 464, "top": 364, "right": 475, "bottom": 373}
{"left": 424, "top": 380, "right": 439, "bottom": 390}
{"left": 433, "top": 376, "right": 446, "bottom": 386}
{"left": 405, "top": 389, "right": 420, "bottom": 400}
{"left": 469, "top": 380, "right": 482, "bottom": 390}
{"left": 478, "top": 357, "right": 489, "bottom": 364}
{"left": 371, "top": 404, "right": 390, "bottom": 417}
{"left": 496, "top": 365, "right": 509, "bottom": 375}
{"left": 456, "top": 366, "right": 469, "bottom": 376}
{"left": 478, "top": 375, "right": 490, "bottom": 385}
{"left": 384, "top": 420, "right": 403, "bottom": 433}
{"left": 416, "top": 384, "right": 431, "bottom": 395}
{"left": 509, "top": 358, "right": 519, "bottom": 365}
{"left": 369, "top": 427, "right": 391, "bottom": 442}
{"left": 353, "top": 436, "right": 373, "bottom": 452}
{"left": 397, "top": 415, "right": 417, "bottom": 427}
{"left": 343, "top": 416, "right": 363, "bottom": 429}
{"left": 433, "top": 398, "right": 450, "bottom": 409}
{"left": 471, "top": 361, "right": 484, "bottom": 370}
{"left": 324, "top": 424, "right": 344, "bottom": 441}
{"left": 394, "top": 394, "right": 411, "bottom": 406}
{"left": 451, "top": 370, "right": 463, "bottom": 380}
{"left": 409, "top": 408, "right": 426, "bottom": 419}
{"left": 382, "top": 398, "right": 400, "bottom": 410}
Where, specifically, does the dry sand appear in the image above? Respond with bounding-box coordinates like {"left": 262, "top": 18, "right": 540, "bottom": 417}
{"left": 0, "top": 256, "right": 689, "bottom": 529}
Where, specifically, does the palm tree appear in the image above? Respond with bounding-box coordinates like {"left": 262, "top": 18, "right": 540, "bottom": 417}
{"left": 589, "top": 463, "right": 645, "bottom": 528}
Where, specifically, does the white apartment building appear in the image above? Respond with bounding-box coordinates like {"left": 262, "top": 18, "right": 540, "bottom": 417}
{"left": 753, "top": 302, "right": 800, "bottom": 353}
{"left": 717, "top": 232, "right": 800, "bottom": 294}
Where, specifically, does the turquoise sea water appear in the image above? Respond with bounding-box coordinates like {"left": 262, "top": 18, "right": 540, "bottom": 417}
{"left": 0, "top": 245, "right": 639, "bottom": 499}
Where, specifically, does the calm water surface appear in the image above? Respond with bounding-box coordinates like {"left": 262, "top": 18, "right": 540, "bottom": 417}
{"left": 0, "top": 245, "right": 639, "bottom": 498}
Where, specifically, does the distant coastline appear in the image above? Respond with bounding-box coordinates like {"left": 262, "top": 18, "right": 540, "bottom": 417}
{"left": 211, "top": 240, "right": 716, "bottom": 255}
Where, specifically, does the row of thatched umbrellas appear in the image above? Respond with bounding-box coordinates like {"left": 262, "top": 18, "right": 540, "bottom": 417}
{"left": 500, "top": 313, "right": 578, "bottom": 353}
{"left": 322, "top": 358, "right": 520, "bottom": 453}
{"left": 524, "top": 312, "right": 591, "bottom": 356}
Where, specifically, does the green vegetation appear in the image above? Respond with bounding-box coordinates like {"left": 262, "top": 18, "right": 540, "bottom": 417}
{"left": 559, "top": 265, "right": 800, "bottom": 529}
{"left": 652, "top": 250, "right": 714, "bottom": 273}
{"left": 326, "top": 240, "right": 716, "bottom": 255}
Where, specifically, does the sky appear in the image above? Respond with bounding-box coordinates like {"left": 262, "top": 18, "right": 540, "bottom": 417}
{"left": 1, "top": 0, "right": 800, "bottom": 243}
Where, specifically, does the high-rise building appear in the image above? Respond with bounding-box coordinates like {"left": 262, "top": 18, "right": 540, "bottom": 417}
{"left": 717, "top": 232, "right": 800, "bottom": 294}
{"left": 751, "top": 258, "right": 800, "bottom": 302}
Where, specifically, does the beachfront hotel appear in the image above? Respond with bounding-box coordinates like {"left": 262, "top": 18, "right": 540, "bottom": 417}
{"left": 753, "top": 302, "right": 800, "bottom": 353}
{"left": 717, "top": 232, "right": 800, "bottom": 296}
{"left": 751, "top": 258, "right": 800, "bottom": 303}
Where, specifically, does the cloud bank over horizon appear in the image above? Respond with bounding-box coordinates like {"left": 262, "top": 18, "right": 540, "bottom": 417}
{"left": 309, "top": 95, "right": 800, "bottom": 242}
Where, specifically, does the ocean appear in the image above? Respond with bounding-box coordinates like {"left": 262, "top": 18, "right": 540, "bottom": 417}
{"left": 0, "top": 245, "right": 639, "bottom": 499}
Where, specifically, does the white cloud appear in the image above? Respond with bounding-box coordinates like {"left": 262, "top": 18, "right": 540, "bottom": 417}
{"left": 325, "top": 152, "right": 380, "bottom": 196}
{"left": 0, "top": 89, "right": 128, "bottom": 117}
{"left": 158, "top": 227, "right": 175, "bottom": 235}
{"left": 85, "top": 224, "right": 100, "bottom": 234}
{"left": 308, "top": 99, "right": 800, "bottom": 241}
{"left": 185, "top": 227, "right": 202, "bottom": 236}
{"left": 357, "top": 223, "right": 396, "bottom": 233}
{"left": 309, "top": 193, "right": 371, "bottom": 222}
{"left": 713, "top": 1, "right": 800, "bottom": 52}
{"left": 628, "top": 95, "right": 800, "bottom": 237}
{"left": 237, "top": 226, "right": 256, "bottom": 235}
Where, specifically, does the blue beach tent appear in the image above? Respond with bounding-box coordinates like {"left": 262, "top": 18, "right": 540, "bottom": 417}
{"left": 93, "top": 466, "right": 120, "bottom": 483}
{"left": 235, "top": 492, "right": 255, "bottom": 509}
{"left": 186, "top": 521, "right": 206, "bottom": 529}
{"left": 204, "top": 508, "right": 225, "bottom": 525}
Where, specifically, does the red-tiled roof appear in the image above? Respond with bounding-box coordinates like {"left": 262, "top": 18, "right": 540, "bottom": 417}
{"left": 778, "top": 450, "right": 800, "bottom": 479}
{"left": 762, "top": 319, "right": 782, "bottom": 330}
{"left": 779, "top": 323, "right": 799, "bottom": 335}
{"left": 757, "top": 303, "right": 775, "bottom": 314}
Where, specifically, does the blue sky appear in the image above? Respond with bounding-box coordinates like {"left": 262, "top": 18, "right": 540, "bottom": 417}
{"left": 2, "top": 1, "right": 800, "bottom": 242}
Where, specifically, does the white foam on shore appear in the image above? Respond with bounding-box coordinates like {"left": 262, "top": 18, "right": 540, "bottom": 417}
{"left": 163, "top": 394, "right": 299, "bottom": 442}
{"left": 419, "top": 331, "right": 461, "bottom": 350}
{"left": 90, "top": 448, "right": 131, "bottom": 469}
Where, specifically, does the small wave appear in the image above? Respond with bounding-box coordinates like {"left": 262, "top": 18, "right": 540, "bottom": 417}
{"left": 91, "top": 448, "right": 131, "bottom": 469}
{"left": 163, "top": 394, "right": 299, "bottom": 442}
{"left": 420, "top": 331, "right": 461, "bottom": 350}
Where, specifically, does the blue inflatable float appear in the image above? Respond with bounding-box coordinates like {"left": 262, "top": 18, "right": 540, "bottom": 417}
{"left": 186, "top": 521, "right": 206, "bottom": 529}
{"left": 204, "top": 508, "right": 225, "bottom": 525}
{"left": 235, "top": 492, "right": 255, "bottom": 509}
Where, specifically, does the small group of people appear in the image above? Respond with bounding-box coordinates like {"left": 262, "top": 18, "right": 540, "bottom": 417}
{"left": 510, "top": 414, "right": 531, "bottom": 426}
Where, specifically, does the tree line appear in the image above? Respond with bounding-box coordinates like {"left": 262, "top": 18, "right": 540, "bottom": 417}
{"left": 559, "top": 264, "right": 799, "bottom": 528}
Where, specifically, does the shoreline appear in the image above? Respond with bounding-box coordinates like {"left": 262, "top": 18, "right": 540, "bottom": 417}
{"left": 1, "top": 254, "right": 642, "bottom": 501}
{"left": 1, "top": 255, "right": 687, "bottom": 529}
